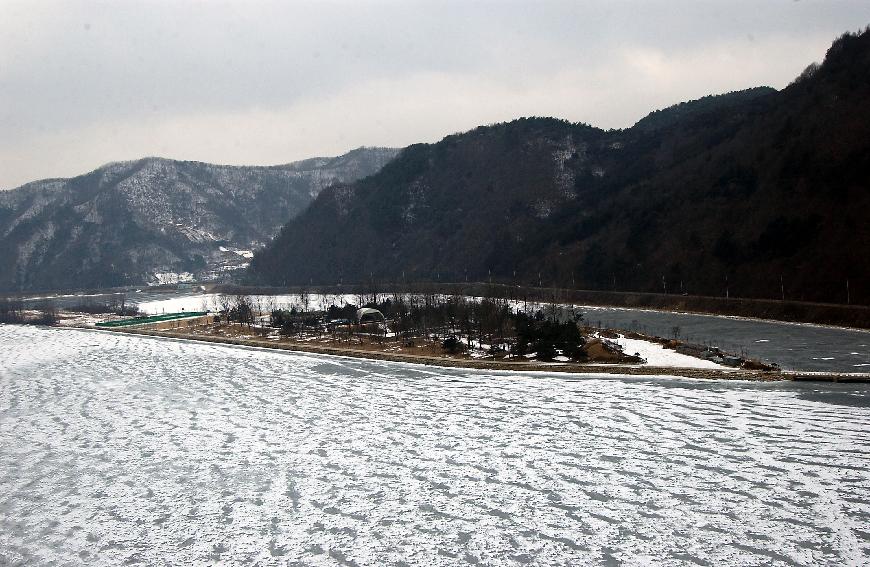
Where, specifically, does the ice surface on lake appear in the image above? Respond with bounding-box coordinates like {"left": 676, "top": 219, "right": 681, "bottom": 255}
{"left": 1, "top": 325, "right": 869, "bottom": 566}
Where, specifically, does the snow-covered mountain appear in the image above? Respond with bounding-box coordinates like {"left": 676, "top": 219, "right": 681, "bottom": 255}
{"left": 0, "top": 147, "right": 399, "bottom": 290}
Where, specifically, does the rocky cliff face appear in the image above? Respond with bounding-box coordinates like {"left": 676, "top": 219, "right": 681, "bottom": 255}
{"left": 0, "top": 147, "right": 398, "bottom": 290}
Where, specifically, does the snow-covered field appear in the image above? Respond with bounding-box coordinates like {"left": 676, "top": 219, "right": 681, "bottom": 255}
{"left": 1, "top": 325, "right": 869, "bottom": 565}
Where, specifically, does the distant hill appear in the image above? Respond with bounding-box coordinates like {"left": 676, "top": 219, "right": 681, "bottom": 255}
{"left": 250, "top": 29, "right": 870, "bottom": 304}
{"left": 0, "top": 147, "right": 398, "bottom": 290}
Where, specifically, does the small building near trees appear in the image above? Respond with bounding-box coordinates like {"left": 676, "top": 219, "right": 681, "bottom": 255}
{"left": 356, "top": 308, "right": 385, "bottom": 324}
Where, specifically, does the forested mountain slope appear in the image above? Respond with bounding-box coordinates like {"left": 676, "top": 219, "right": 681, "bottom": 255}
{"left": 0, "top": 147, "right": 398, "bottom": 290}
{"left": 250, "top": 30, "right": 870, "bottom": 304}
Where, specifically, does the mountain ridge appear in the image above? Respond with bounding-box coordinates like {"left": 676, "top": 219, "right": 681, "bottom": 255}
{"left": 0, "top": 147, "right": 399, "bottom": 291}
{"left": 249, "top": 29, "right": 870, "bottom": 304}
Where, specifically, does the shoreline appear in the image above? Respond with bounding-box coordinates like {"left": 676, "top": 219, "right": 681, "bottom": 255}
{"left": 102, "top": 325, "right": 870, "bottom": 383}
{"left": 208, "top": 283, "right": 870, "bottom": 330}
{"left": 9, "top": 283, "right": 870, "bottom": 330}
{"left": 577, "top": 303, "right": 870, "bottom": 334}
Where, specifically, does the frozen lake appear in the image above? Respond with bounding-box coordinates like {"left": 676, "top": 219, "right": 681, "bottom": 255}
{"left": 1, "top": 325, "right": 869, "bottom": 565}
{"left": 580, "top": 305, "right": 870, "bottom": 373}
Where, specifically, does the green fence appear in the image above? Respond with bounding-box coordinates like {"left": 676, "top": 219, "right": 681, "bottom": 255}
{"left": 96, "top": 311, "right": 208, "bottom": 328}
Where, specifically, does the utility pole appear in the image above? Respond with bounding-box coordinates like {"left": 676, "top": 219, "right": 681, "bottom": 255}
{"left": 725, "top": 275, "right": 729, "bottom": 299}
{"left": 847, "top": 279, "right": 850, "bottom": 305}
{"left": 780, "top": 274, "right": 785, "bottom": 301}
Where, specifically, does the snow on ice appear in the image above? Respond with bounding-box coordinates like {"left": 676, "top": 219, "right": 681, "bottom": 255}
{"left": 606, "top": 333, "right": 731, "bottom": 370}
{"left": 1, "top": 325, "right": 868, "bottom": 565}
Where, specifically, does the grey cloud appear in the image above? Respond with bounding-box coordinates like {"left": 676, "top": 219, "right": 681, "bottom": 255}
{"left": 1, "top": 0, "right": 869, "bottom": 188}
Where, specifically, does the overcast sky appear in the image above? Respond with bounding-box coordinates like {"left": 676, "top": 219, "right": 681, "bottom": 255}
{"left": 1, "top": 0, "right": 868, "bottom": 189}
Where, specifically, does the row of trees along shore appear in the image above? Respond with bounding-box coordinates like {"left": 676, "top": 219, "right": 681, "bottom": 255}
{"left": 207, "top": 288, "right": 589, "bottom": 362}
{"left": 212, "top": 277, "right": 870, "bottom": 330}
{"left": 0, "top": 297, "right": 58, "bottom": 325}
{"left": 0, "top": 295, "right": 139, "bottom": 325}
